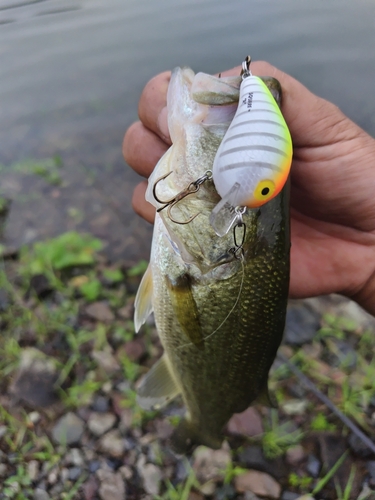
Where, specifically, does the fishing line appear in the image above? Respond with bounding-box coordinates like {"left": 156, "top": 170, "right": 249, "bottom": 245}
{"left": 177, "top": 257, "right": 245, "bottom": 350}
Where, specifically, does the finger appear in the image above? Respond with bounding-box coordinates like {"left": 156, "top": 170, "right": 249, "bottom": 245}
{"left": 123, "top": 122, "right": 168, "bottom": 178}
{"left": 138, "top": 71, "right": 172, "bottom": 145}
{"left": 132, "top": 181, "right": 155, "bottom": 224}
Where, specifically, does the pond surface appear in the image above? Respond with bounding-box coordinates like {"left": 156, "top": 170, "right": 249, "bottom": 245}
{"left": 1, "top": 0, "right": 375, "bottom": 260}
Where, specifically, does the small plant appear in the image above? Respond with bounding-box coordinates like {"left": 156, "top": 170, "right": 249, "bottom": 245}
{"left": 310, "top": 412, "right": 337, "bottom": 431}
{"left": 288, "top": 472, "right": 313, "bottom": 491}
{"left": 262, "top": 411, "right": 303, "bottom": 459}
{"left": 316, "top": 313, "right": 357, "bottom": 341}
{"left": 20, "top": 231, "right": 102, "bottom": 279}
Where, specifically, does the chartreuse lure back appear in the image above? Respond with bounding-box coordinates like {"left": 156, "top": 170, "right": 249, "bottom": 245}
{"left": 210, "top": 57, "right": 292, "bottom": 236}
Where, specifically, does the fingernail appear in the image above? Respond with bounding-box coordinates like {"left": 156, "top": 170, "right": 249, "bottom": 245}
{"left": 157, "top": 107, "right": 171, "bottom": 144}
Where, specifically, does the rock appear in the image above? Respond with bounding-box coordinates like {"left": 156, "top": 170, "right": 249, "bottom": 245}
{"left": 85, "top": 302, "right": 114, "bottom": 322}
{"left": 140, "top": 463, "right": 162, "bottom": 496}
{"left": 234, "top": 470, "right": 281, "bottom": 499}
{"left": 215, "top": 483, "right": 236, "bottom": 499}
{"left": 118, "top": 302, "right": 134, "bottom": 320}
{"left": 10, "top": 348, "right": 59, "bottom": 408}
{"left": 27, "top": 460, "right": 39, "bottom": 481}
{"left": 227, "top": 407, "right": 263, "bottom": 437}
{"left": 283, "top": 301, "right": 320, "bottom": 345}
{"left": 281, "top": 492, "right": 300, "bottom": 500}
{"left": 88, "top": 412, "right": 116, "bottom": 437}
{"left": 237, "top": 445, "right": 288, "bottom": 480}
{"left": 286, "top": 445, "right": 305, "bottom": 466}
{"left": 0, "top": 463, "right": 7, "bottom": 477}
{"left": 99, "top": 429, "right": 125, "bottom": 458}
{"left": 68, "top": 466, "right": 82, "bottom": 481}
{"left": 34, "top": 489, "right": 51, "bottom": 500}
{"left": 82, "top": 474, "right": 100, "bottom": 500}
{"left": 65, "top": 448, "right": 85, "bottom": 467}
{"left": 193, "top": 445, "right": 231, "bottom": 482}
{"left": 28, "top": 411, "right": 41, "bottom": 424}
{"left": 120, "top": 339, "right": 146, "bottom": 362}
{"left": 0, "top": 425, "right": 7, "bottom": 438}
{"left": 51, "top": 412, "right": 84, "bottom": 445}
{"left": 97, "top": 470, "right": 126, "bottom": 500}
{"left": 348, "top": 432, "right": 374, "bottom": 458}
{"left": 306, "top": 454, "right": 321, "bottom": 478}
{"left": 89, "top": 460, "right": 101, "bottom": 473}
{"left": 282, "top": 399, "right": 309, "bottom": 416}
{"left": 29, "top": 274, "right": 53, "bottom": 298}
{"left": 92, "top": 349, "right": 120, "bottom": 374}
{"left": 154, "top": 419, "right": 174, "bottom": 440}
{"left": 366, "top": 460, "right": 375, "bottom": 487}
{"left": 92, "top": 395, "right": 110, "bottom": 413}
{"left": 188, "top": 493, "right": 205, "bottom": 500}
{"left": 0, "top": 288, "right": 10, "bottom": 312}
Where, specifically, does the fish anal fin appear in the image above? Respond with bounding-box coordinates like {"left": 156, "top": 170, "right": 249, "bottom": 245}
{"left": 134, "top": 263, "right": 153, "bottom": 333}
{"left": 166, "top": 273, "right": 204, "bottom": 349}
{"left": 136, "top": 355, "right": 181, "bottom": 411}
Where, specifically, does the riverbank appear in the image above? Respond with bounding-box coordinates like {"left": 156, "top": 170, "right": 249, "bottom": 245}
{"left": 1, "top": 223, "right": 375, "bottom": 499}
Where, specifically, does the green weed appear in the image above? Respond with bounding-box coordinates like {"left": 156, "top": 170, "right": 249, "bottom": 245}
{"left": 310, "top": 412, "right": 337, "bottom": 431}
{"left": 261, "top": 410, "right": 303, "bottom": 459}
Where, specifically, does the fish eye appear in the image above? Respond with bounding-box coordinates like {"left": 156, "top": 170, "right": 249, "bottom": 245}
{"left": 254, "top": 180, "right": 276, "bottom": 202}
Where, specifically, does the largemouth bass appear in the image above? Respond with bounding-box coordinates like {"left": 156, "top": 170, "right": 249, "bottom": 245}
{"left": 134, "top": 65, "right": 290, "bottom": 453}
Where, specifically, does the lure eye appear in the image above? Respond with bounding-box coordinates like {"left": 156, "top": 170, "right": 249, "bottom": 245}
{"left": 253, "top": 179, "right": 276, "bottom": 203}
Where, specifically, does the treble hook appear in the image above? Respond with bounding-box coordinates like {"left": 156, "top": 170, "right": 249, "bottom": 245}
{"left": 152, "top": 170, "right": 212, "bottom": 225}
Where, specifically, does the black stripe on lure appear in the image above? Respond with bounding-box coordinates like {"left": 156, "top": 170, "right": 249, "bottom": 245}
{"left": 209, "top": 56, "right": 293, "bottom": 237}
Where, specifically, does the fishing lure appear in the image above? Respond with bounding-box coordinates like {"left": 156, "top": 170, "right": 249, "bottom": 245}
{"left": 210, "top": 56, "right": 292, "bottom": 236}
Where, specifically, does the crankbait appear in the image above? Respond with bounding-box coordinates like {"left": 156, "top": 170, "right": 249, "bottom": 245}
{"left": 210, "top": 56, "right": 292, "bottom": 236}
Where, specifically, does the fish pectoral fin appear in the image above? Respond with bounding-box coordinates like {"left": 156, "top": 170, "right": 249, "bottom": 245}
{"left": 136, "top": 355, "right": 181, "bottom": 411}
{"left": 134, "top": 263, "right": 153, "bottom": 333}
{"left": 254, "top": 383, "right": 278, "bottom": 408}
{"left": 166, "top": 274, "right": 204, "bottom": 349}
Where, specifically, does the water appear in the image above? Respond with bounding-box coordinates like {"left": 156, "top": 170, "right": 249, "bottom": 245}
{"left": 1, "top": 0, "right": 375, "bottom": 259}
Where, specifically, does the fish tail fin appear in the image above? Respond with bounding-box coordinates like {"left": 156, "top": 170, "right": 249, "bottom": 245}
{"left": 171, "top": 418, "right": 223, "bottom": 454}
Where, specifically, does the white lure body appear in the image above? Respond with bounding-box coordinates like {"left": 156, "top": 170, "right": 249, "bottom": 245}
{"left": 212, "top": 75, "right": 292, "bottom": 210}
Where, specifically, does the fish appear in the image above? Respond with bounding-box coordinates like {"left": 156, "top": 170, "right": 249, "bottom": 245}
{"left": 134, "top": 64, "right": 290, "bottom": 453}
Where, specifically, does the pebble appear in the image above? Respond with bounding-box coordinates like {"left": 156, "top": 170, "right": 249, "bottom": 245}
{"left": 238, "top": 445, "right": 288, "bottom": 480}
{"left": 119, "top": 465, "right": 133, "bottom": 480}
{"left": 283, "top": 301, "right": 320, "bottom": 345}
{"left": 92, "top": 395, "right": 110, "bottom": 413}
{"left": 88, "top": 412, "right": 116, "bottom": 437}
{"left": 96, "top": 470, "right": 126, "bottom": 500}
{"left": 234, "top": 470, "right": 281, "bottom": 499}
{"left": 193, "top": 445, "right": 231, "bottom": 483}
{"left": 92, "top": 349, "right": 120, "bottom": 375}
{"left": 68, "top": 466, "right": 82, "bottom": 481}
{"left": 0, "top": 463, "right": 8, "bottom": 477}
{"left": 281, "top": 492, "right": 300, "bottom": 500}
{"left": 65, "top": 448, "right": 85, "bottom": 467}
{"left": 28, "top": 411, "right": 41, "bottom": 424}
{"left": 51, "top": 412, "right": 84, "bottom": 445}
{"left": 10, "top": 347, "right": 59, "bottom": 408}
{"left": 282, "top": 399, "right": 308, "bottom": 416}
{"left": 215, "top": 483, "right": 236, "bottom": 499}
{"left": 48, "top": 469, "right": 58, "bottom": 485}
{"left": 140, "top": 463, "right": 162, "bottom": 496}
{"left": 0, "top": 425, "right": 7, "bottom": 438}
{"left": 85, "top": 301, "right": 114, "bottom": 322}
{"left": 99, "top": 429, "right": 125, "bottom": 458}
{"left": 89, "top": 460, "right": 101, "bottom": 473}
{"left": 286, "top": 445, "right": 305, "bottom": 465}
{"left": 348, "top": 432, "right": 375, "bottom": 458}
{"left": 366, "top": 460, "right": 375, "bottom": 487}
{"left": 34, "top": 489, "right": 51, "bottom": 500}
{"left": 227, "top": 407, "right": 263, "bottom": 437}
{"left": 27, "top": 460, "right": 39, "bottom": 481}
{"left": 306, "top": 454, "right": 321, "bottom": 478}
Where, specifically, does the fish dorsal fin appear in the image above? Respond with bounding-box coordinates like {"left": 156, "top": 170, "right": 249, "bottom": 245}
{"left": 254, "top": 383, "right": 278, "bottom": 408}
{"left": 136, "top": 355, "right": 181, "bottom": 411}
{"left": 134, "top": 264, "right": 154, "bottom": 333}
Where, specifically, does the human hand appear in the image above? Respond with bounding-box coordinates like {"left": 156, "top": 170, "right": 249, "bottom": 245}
{"left": 123, "top": 62, "right": 375, "bottom": 315}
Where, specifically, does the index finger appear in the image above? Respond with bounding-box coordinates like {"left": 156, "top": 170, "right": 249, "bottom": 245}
{"left": 138, "top": 71, "right": 172, "bottom": 145}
